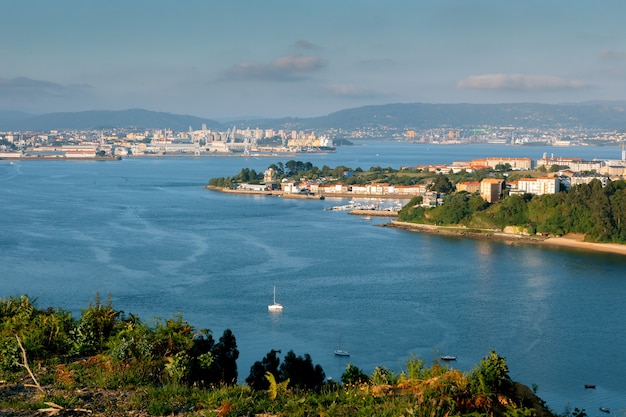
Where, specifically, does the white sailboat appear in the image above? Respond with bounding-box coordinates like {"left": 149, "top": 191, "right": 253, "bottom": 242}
{"left": 268, "top": 286, "right": 283, "bottom": 312}
{"left": 334, "top": 335, "right": 350, "bottom": 357}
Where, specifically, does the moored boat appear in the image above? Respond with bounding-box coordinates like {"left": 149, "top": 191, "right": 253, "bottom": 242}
{"left": 268, "top": 286, "right": 283, "bottom": 312}
{"left": 334, "top": 335, "right": 350, "bottom": 356}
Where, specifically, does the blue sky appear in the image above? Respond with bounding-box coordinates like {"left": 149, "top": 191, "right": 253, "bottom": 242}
{"left": 2, "top": 0, "right": 626, "bottom": 119}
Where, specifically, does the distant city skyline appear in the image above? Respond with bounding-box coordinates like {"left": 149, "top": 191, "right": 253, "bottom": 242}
{"left": 2, "top": 1, "right": 626, "bottom": 119}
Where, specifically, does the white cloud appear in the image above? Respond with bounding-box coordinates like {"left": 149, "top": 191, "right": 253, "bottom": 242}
{"left": 225, "top": 53, "right": 325, "bottom": 81}
{"left": 457, "top": 74, "right": 586, "bottom": 90}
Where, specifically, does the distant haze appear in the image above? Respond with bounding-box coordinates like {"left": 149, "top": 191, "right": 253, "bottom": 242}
{"left": 2, "top": 2, "right": 626, "bottom": 119}
{"left": 3, "top": 102, "right": 626, "bottom": 132}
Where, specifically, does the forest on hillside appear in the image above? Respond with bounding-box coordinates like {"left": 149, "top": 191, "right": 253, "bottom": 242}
{"left": 399, "top": 179, "right": 626, "bottom": 243}
{"left": 209, "top": 161, "right": 626, "bottom": 243}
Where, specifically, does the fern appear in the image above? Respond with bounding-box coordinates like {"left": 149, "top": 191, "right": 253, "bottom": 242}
{"left": 265, "top": 371, "right": 289, "bottom": 401}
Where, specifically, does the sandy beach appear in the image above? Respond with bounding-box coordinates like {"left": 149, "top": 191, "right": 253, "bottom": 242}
{"left": 385, "top": 221, "right": 626, "bottom": 256}
{"left": 542, "top": 233, "right": 626, "bottom": 255}
{"left": 204, "top": 186, "right": 626, "bottom": 257}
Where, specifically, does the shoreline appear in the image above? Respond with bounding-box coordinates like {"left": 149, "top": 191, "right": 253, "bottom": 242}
{"left": 385, "top": 221, "right": 626, "bottom": 256}
{"left": 349, "top": 209, "right": 399, "bottom": 217}
{"left": 1, "top": 156, "right": 121, "bottom": 162}
{"left": 205, "top": 185, "right": 412, "bottom": 200}
{"left": 205, "top": 185, "right": 626, "bottom": 256}
{"left": 204, "top": 185, "right": 280, "bottom": 196}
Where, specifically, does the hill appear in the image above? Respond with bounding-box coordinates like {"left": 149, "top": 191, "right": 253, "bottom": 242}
{"left": 257, "top": 101, "right": 626, "bottom": 131}
{"left": 3, "top": 101, "right": 626, "bottom": 132}
{"left": 0, "top": 109, "right": 224, "bottom": 131}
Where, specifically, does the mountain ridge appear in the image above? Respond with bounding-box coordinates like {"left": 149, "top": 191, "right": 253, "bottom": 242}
{"left": 2, "top": 101, "right": 626, "bottom": 132}
{"left": 0, "top": 108, "right": 224, "bottom": 132}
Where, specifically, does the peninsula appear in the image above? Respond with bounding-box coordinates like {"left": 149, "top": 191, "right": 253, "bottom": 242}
{"left": 386, "top": 222, "right": 626, "bottom": 256}
{"left": 208, "top": 158, "right": 626, "bottom": 255}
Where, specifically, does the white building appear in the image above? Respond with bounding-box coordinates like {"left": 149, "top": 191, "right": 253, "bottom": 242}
{"left": 516, "top": 177, "right": 560, "bottom": 195}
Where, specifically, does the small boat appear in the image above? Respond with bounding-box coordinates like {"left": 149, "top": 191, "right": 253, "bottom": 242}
{"left": 361, "top": 215, "right": 372, "bottom": 220}
{"left": 440, "top": 355, "right": 457, "bottom": 361}
{"left": 268, "top": 286, "right": 283, "bottom": 312}
{"left": 584, "top": 384, "right": 596, "bottom": 389}
{"left": 334, "top": 335, "right": 350, "bottom": 357}
{"left": 599, "top": 407, "right": 610, "bottom": 414}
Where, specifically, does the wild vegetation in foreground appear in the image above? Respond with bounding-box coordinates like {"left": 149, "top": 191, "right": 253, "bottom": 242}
{"left": 1, "top": 294, "right": 575, "bottom": 416}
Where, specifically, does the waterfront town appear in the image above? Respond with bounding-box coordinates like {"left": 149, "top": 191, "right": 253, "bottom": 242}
{"left": 1, "top": 123, "right": 626, "bottom": 159}
{"left": 0, "top": 125, "right": 336, "bottom": 159}
{"left": 234, "top": 150, "right": 626, "bottom": 208}
{"left": 3, "top": 123, "right": 626, "bottom": 206}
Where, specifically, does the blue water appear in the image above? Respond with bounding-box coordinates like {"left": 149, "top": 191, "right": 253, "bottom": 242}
{"left": 1, "top": 142, "right": 625, "bottom": 415}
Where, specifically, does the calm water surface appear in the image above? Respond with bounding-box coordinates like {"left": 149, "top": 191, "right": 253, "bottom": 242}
{"left": 1, "top": 143, "right": 625, "bottom": 415}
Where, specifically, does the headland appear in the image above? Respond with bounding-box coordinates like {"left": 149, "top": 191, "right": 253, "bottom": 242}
{"left": 385, "top": 221, "right": 626, "bottom": 256}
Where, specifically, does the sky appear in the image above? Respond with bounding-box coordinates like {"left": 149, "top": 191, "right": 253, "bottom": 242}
{"left": 2, "top": 0, "right": 626, "bottom": 120}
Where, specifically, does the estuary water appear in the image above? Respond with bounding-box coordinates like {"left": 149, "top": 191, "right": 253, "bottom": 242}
{"left": 1, "top": 142, "right": 625, "bottom": 415}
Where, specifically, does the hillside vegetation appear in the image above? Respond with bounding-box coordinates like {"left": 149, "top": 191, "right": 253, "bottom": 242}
{"left": 399, "top": 178, "right": 626, "bottom": 243}
{"left": 5, "top": 101, "right": 626, "bottom": 131}
{"left": 208, "top": 160, "right": 490, "bottom": 189}
{"left": 210, "top": 160, "right": 626, "bottom": 244}
{"left": 0, "top": 295, "right": 560, "bottom": 416}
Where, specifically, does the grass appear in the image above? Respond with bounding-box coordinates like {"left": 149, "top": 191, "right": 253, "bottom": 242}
{"left": 0, "top": 296, "right": 559, "bottom": 416}
{"left": 0, "top": 361, "right": 554, "bottom": 417}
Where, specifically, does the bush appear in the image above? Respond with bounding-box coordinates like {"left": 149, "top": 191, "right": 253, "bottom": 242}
{"left": 70, "top": 293, "right": 121, "bottom": 356}
{"left": 341, "top": 363, "right": 369, "bottom": 385}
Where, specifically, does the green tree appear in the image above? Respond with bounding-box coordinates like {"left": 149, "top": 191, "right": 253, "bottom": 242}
{"left": 468, "top": 195, "right": 489, "bottom": 212}
{"left": 610, "top": 188, "right": 626, "bottom": 241}
{"left": 430, "top": 192, "right": 472, "bottom": 224}
{"left": 246, "top": 349, "right": 281, "bottom": 390}
{"left": 279, "top": 351, "right": 325, "bottom": 392}
{"left": 487, "top": 194, "right": 529, "bottom": 228}
{"left": 397, "top": 196, "right": 426, "bottom": 222}
{"left": 188, "top": 329, "right": 216, "bottom": 386}
{"left": 234, "top": 168, "right": 260, "bottom": 183}
{"left": 209, "top": 328, "right": 239, "bottom": 385}
{"left": 429, "top": 175, "right": 454, "bottom": 194}
{"left": 341, "top": 363, "right": 369, "bottom": 385}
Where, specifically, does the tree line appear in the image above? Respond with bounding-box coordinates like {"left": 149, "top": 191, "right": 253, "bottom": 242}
{"left": 208, "top": 160, "right": 493, "bottom": 189}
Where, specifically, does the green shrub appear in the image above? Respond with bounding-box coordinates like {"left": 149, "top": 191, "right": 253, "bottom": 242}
{"left": 0, "top": 337, "right": 20, "bottom": 374}
{"left": 341, "top": 363, "right": 369, "bottom": 385}
{"left": 70, "top": 293, "right": 121, "bottom": 356}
